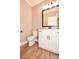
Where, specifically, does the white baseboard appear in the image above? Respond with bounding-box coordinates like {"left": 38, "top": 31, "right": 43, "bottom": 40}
{"left": 50, "top": 49, "right": 59, "bottom": 54}
{"left": 20, "top": 41, "right": 28, "bottom": 47}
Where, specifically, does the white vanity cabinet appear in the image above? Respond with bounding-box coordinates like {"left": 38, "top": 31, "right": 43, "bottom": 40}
{"left": 38, "top": 29, "right": 59, "bottom": 54}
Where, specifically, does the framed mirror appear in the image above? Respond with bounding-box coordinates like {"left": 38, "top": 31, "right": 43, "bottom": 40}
{"left": 42, "top": 5, "right": 59, "bottom": 28}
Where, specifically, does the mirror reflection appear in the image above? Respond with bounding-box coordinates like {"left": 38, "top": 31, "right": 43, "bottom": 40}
{"left": 43, "top": 7, "right": 59, "bottom": 27}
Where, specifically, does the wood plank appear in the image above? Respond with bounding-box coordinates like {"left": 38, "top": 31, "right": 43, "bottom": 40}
{"left": 20, "top": 43, "right": 59, "bottom": 59}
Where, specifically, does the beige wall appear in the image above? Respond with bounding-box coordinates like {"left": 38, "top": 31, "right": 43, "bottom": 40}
{"left": 32, "top": 0, "right": 57, "bottom": 30}
{"left": 20, "top": 0, "right": 32, "bottom": 43}
{"left": 20, "top": 0, "right": 58, "bottom": 43}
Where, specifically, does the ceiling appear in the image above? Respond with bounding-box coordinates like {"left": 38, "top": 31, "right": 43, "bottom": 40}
{"left": 25, "top": 0, "right": 45, "bottom": 7}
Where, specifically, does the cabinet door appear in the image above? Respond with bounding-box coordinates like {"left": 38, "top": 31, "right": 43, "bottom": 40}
{"left": 49, "top": 31, "right": 59, "bottom": 53}
{"left": 38, "top": 30, "right": 49, "bottom": 50}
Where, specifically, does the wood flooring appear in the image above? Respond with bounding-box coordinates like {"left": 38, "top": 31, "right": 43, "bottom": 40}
{"left": 20, "top": 43, "right": 59, "bottom": 59}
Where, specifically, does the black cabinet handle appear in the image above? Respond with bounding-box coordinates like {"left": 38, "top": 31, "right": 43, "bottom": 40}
{"left": 47, "top": 35, "right": 50, "bottom": 40}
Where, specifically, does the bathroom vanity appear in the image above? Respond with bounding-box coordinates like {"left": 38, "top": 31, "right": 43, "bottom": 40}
{"left": 39, "top": 2, "right": 59, "bottom": 54}
{"left": 38, "top": 29, "right": 59, "bottom": 54}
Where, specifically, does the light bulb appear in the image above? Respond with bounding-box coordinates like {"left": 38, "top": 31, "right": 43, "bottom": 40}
{"left": 46, "top": 4, "right": 49, "bottom": 9}
{"left": 42, "top": 1, "right": 59, "bottom": 10}
{"left": 49, "top": 3, "right": 52, "bottom": 8}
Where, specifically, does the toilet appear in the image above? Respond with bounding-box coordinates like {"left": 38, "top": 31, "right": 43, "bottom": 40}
{"left": 27, "top": 31, "right": 37, "bottom": 46}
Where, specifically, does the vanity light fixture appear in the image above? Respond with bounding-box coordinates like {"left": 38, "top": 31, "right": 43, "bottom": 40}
{"left": 42, "top": 1, "right": 59, "bottom": 10}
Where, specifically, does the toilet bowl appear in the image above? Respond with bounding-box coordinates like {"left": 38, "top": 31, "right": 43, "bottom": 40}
{"left": 27, "top": 31, "right": 37, "bottom": 46}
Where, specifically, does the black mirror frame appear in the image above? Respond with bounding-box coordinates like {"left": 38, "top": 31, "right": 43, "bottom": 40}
{"left": 42, "top": 5, "right": 59, "bottom": 28}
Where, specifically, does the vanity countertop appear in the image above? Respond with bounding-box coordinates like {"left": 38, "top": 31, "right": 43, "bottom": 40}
{"left": 52, "top": 29, "right": 59, "bottom": 32}
{"left": 39, "top": 28, "right": 59, "bottom": 32}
